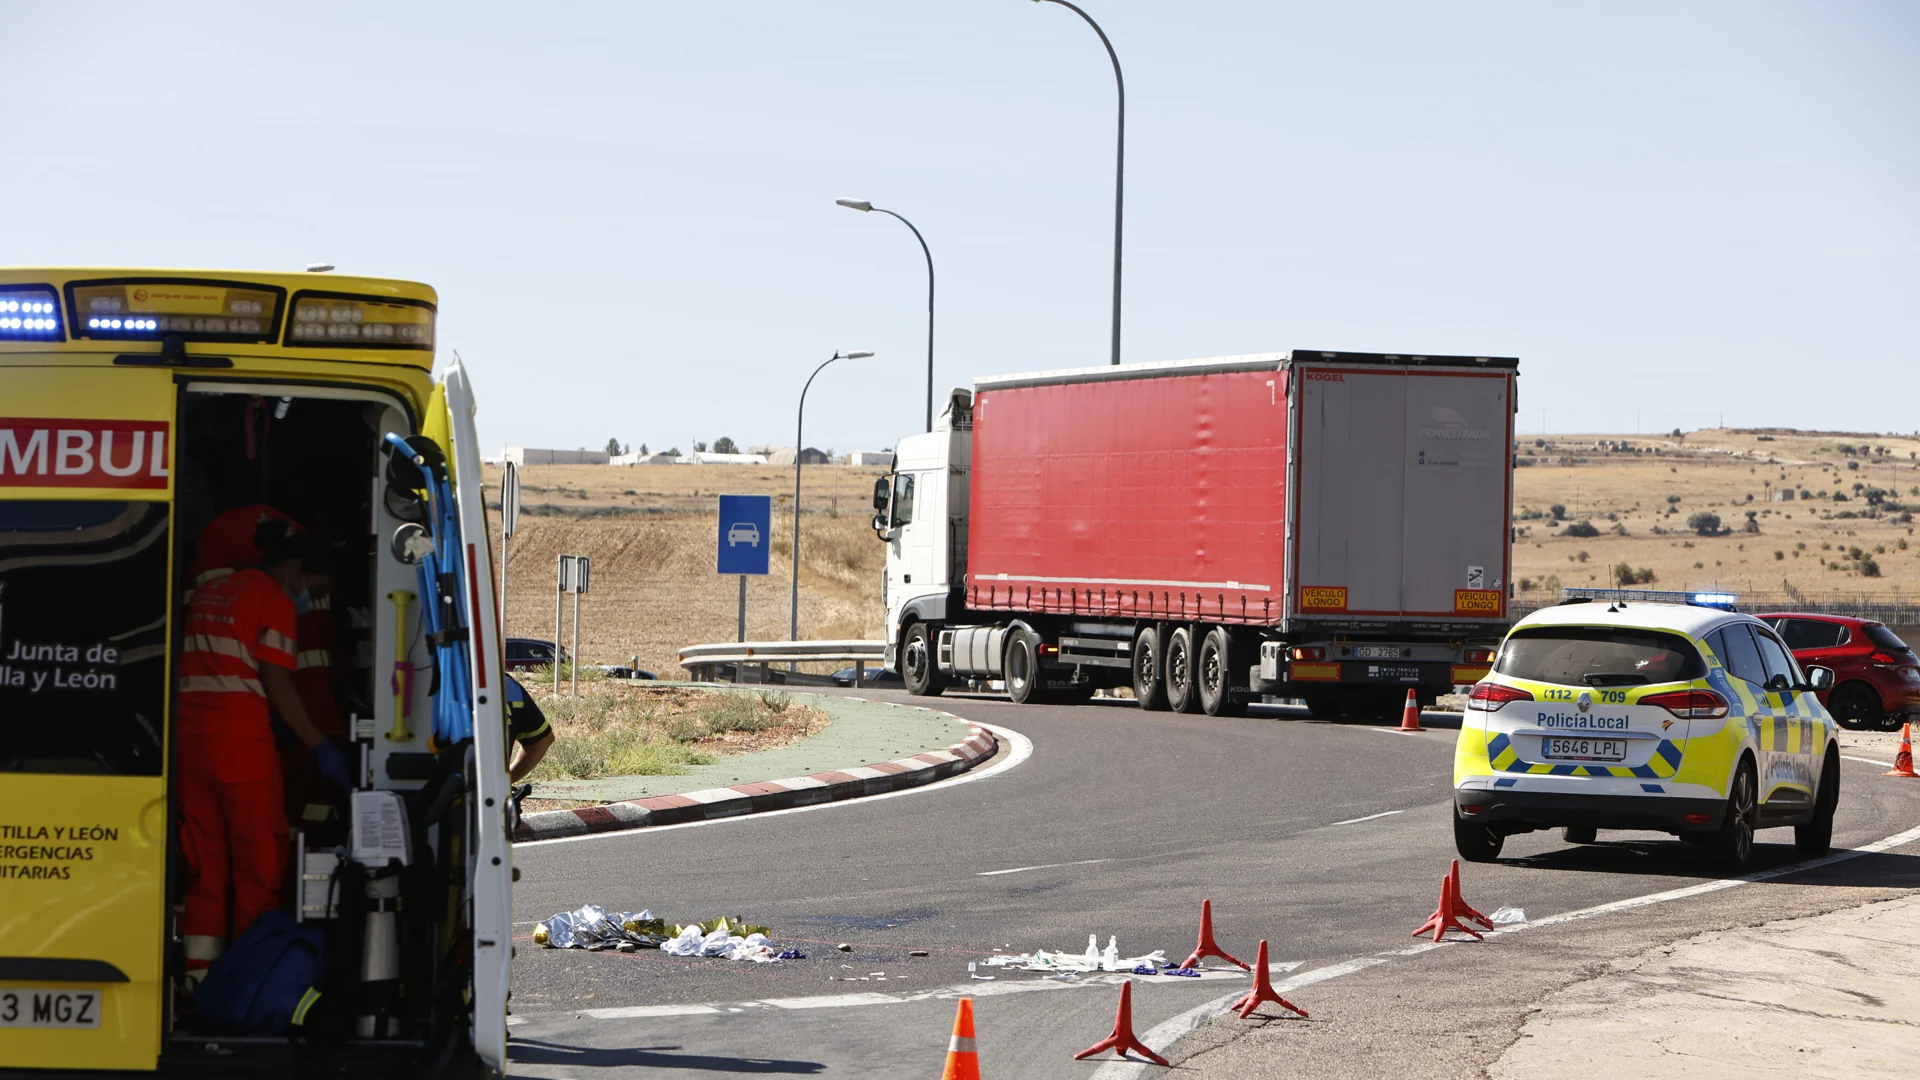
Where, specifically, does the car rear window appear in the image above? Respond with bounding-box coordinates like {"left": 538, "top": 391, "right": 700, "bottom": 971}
{"left": 1865, "top": 624, "right": 1913, "bottom": 653}
{"left": 1496, "top": 626, "right": 1705, "bottom": 686}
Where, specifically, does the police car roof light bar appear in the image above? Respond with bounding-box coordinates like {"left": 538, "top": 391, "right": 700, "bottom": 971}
{"left": 1560, "top": 586, "right": 1740, "bottom": 612}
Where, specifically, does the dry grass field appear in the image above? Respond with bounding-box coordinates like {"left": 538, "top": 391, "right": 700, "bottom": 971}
{"left": 483, "top": 463, "right": 890, "bottom": 679}
{"left": 481, "top": 430, "right": 1920, "bottom": 677}
{"left": 1511, "top": 429, "right": 1920, "bottom": 603}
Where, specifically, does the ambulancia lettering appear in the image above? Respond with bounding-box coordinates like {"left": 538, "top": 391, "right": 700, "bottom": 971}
{"left": 0, "top": 419, "right": 169, "bottom": 490}
{"left": 1534, "top": 711, "right": 1630, "bottom": 730}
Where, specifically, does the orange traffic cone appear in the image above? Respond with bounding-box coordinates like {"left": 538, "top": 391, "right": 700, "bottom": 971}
{"left": 1181, "top": 899, "right": 1249, "bottom": 971}
{"left": 1228, "top": 939, "right": 1308, "bottom": 1020}
{"left": 1398, "top": 689, "right": 1423, "bottom": 732}
{"left": 1448, "top": 859, "right": 1493, "bottom": 930}
{"left": 1887, "top": 723, "right": 1917, "bottom": 778}
{"left": 1073, "top": 981, "right": 1169, "bottom": 1066}
{"left": 940, "top": 998, "right": 980, "bottom": 1080}
{"left": 1412, "top": 872, "right": 1484, "bottom": 943}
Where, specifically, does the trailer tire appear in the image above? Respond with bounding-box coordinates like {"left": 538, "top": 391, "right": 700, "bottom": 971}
{"left": 1005, "top": 629, "right": 1043, "bottom": 705}
{"left": 1197, "top": 626, "right": 1243, "bottom": 717}
{"left": 1165, "top": 626, "right": 1200, "bottom": 713}
{"left": 1132, "top": 625, "right": 1169, "bottom": 711}
{"left": 900, "top": 621, "right": 946, "bottom": 697}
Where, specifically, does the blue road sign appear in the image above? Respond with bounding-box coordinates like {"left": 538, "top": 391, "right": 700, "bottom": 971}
{"left": 716, "top": 494, "right": 772, "bottom": 575}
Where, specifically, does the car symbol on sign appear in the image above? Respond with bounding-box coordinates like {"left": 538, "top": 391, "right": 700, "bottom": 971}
{"left": 727, "top": 522, "right": 761, "bottom": 547}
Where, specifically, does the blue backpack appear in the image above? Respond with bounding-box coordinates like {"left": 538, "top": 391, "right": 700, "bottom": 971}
{"left": 195, "top": 910, "right": 328, "bottom": 1033}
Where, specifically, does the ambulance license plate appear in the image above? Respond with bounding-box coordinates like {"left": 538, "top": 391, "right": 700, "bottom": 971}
{"left": 1543, "top": 737, "right": 1627, "bottom": 762}
{"left": 0, "top": 987, "right": 102, "bottom": 1029}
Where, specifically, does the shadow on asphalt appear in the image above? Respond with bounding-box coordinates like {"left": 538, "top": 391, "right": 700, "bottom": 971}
{"left": 508, "top": 1037, "right": 825, "bottom": 1073}
{"left": 1499, "top": 840, "right": 1920, "bottom": 888}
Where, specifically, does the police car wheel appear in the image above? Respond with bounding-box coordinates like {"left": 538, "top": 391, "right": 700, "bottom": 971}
{"left": 1564, "top": 826, "right": 1597, "bottom": 845}
{"left": 1454, "top": 811, "right": 1503, "bottom": 862}
{"left": 1715, "top": 762, "right": 1759, "bottom": 870}
{"left": 1795, "top": 751, "right": 1839, "bottom": 856}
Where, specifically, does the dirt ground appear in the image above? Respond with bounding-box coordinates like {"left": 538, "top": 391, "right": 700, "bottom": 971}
{"left": 481, "top": 430, "right": 1920, "bottom": 679}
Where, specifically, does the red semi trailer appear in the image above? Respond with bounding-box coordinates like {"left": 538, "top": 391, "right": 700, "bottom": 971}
{"left": 873, "top": 350, "right": 1518, "bottom": 718}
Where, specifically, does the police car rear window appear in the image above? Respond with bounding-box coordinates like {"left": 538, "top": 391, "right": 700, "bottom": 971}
{"left": 1496, "top": 626, "right": 1705, "bottom": 687}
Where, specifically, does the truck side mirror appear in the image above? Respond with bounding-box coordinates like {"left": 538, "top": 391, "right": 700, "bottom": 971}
{"left": 872, "top": 477, "right": 891, "bottom": 511}
{"left": 871, "top": 512, "right": 890, "bottom": 537}
{"left": 1804, "top": 665, "right": 1834, "bottom": 692}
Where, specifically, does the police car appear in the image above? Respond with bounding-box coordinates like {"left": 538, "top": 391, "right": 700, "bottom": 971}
{"left": 1453, "top": 592, "right": 1840, "bottom": 869}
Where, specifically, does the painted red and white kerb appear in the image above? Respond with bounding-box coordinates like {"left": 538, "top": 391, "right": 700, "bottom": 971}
{"left": 0, "top": 419, "right": 170, "bottom": 490}
{"left": 516, "top": 716, "right": 998, "bottom": 841}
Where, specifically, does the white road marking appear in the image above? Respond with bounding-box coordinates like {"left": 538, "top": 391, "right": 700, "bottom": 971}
{"left": 1086, "top": 820, "right": 1920, "bottom": 1077}
{"left": 1328, "top": 810, "right": 1405, "bottom": 827}
{"left": 580, "top": 1003, "right": 722, "bottom": 1019}
{"left": 516, "top": 719, "right": 1034, "bottom": 848}
{"left": 1841, "top": 754, "right": 1897, "bottom": 769}
{"left": 977, "top": 858, "right": 1114, "bottom": 876}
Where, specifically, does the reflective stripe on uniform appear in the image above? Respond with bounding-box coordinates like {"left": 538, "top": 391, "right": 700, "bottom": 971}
{"left": 291, "top": 987, "right": 323, "bottom": 1026}
{"left": 179, "top": 674, "right": 265, "bottom": 696}
{"left": 260, "top": 628, "right": 296, "bottom": 654}
{"left": 296, "top": 649, "right": 331, "bottom": 670}
{"left": 182, "top": 633, "right": 254, "bottom": 663}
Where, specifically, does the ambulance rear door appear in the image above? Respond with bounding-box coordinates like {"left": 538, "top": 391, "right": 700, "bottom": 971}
{"left": 0, "top": 367, "right": 176, "bottom": 1071}
{"left": 440, "top": 356, "right": 510, "bottom": 1076}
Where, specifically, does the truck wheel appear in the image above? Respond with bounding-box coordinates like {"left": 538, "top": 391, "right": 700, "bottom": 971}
{"left": 1197, "top": 627, "right": 1244, "bottom": 717}
{"left": 1714, "top": 761, "right": 1759, "bottom": 871}
{"left": 1165, "top": 626, "right": 1199, "bottom": 713}
{"left": 1795, "top": 751, "right": 1839, "bottom": 855}
{"left": 1132, "top": 625, "right": 1169, "bottom": 711}
{"left": 1454, "top": 811, "right": 1503, "bottom": 862}
{"left": 1005, "top": 630, "right": 1043, "bottom": 705}
{"left": 900, "top": 622, "right": 946, "bottom": 697}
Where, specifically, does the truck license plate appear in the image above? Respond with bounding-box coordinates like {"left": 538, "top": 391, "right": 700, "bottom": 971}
{"left": 1543, "top": 737, "right": 1627, "bottom": 762}
{"left": 1353, "top": 646, "right": 1400, "bottom": 659}
{"left": 0, "top": 987, "right": 102, "bottom": 1029}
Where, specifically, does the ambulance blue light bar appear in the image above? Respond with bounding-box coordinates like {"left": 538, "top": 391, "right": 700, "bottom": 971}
{"left": 0, "top": 286, "right": 65, "bottom": 341}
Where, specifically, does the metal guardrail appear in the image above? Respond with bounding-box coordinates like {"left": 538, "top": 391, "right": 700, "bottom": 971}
{"left": 678, "top": 639, "right": 887, "bottom": 686}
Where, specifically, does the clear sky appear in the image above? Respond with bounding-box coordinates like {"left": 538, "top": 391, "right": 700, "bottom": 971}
{"left": 5, "top": 1, "right": 1915, "bottom": 452}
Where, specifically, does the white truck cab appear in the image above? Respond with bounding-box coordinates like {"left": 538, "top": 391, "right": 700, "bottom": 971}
{"left": 876, "top": 391, "right": 971, "bottom": 675}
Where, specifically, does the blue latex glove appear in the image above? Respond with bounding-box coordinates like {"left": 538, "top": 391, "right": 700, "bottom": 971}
{"left": 312, "top": 741, "right": 352, "bottom": 791}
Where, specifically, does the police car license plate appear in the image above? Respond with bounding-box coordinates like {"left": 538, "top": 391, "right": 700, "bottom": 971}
{"left": 1543, "top": 737, "right": 1627, "bottom": 762}
{"left": 0, "top": 987, "right": 102, "bottom": 1029}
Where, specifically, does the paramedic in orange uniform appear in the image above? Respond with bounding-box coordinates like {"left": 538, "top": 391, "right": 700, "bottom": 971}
{"left": 191, "top": 505, "right": 344, "bottom": 827}
{"left": 177, "top": 525, "right": 350, "bottom": 978}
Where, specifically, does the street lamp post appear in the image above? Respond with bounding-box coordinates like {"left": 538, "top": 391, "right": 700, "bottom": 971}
{"left": 791, "top": 349, "right": 874, "bottom": 645}
{"left": 1032, "top": 0, "right": 1125, "bottom": 366}
{"left": 836, "top": 199, "right": 937, "bottom": 432}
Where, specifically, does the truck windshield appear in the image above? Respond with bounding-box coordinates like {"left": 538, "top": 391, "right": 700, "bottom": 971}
{"left": 1495, "top": 626, "right": 1704, "bottom": 687}
{"left": 0, "top": 501, "right": 170, "bottom": 775}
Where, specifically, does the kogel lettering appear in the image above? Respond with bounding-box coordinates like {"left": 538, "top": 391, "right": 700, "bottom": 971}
{"left": 0, "top": 419, "right": 168, "bottom": 489}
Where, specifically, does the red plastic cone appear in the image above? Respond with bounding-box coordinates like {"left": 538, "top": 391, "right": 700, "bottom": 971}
{"left": 1398, "top": 689, "right": 1423, "bottom": 732}
{"left": 1228, "top": 939, "right": 1308, "bottom": 1020}
{"left": 1886, "top": 723, "right": 1916, "bottom": 778}
{"left": 1073, "top": 980, "right": 1169, "bottom": 1066}
{"left": 1181, "top": 899, "right": 1249, "bottom": 971}
{"left": 1412, "top": 872, "right": 1484, "bottom": 942}
{"left": 940, "top": 998, "right": 981, "bottom": 1080}
{"left": 1448, "top": 859, "right": 1493, "bottom": 930}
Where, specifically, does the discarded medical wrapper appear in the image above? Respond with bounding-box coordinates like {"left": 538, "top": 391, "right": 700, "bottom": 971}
{"left": 533, "top": 906, "right": 780, "bottom": 960}
{"left": 1489, "top": 906, "right": 1527, "bottom": 925}
{"left": 983, "top": 935, "right": 1168, "bottom": 973}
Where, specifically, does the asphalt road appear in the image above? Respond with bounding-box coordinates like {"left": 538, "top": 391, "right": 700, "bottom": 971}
{"left": 503, "top": 689, "right": 1920, "bottom": 1078}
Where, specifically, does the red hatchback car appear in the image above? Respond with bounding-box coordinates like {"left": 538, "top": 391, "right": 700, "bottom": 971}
{"left": 1757, "top": 613, "right": 1920, "bottom": 731}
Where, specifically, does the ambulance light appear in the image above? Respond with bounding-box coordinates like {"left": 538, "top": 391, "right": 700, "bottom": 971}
{"left": 285, "top": 294, "right": 433, "bottom": 349}
{"left": 68, "top": 280, "right": 283, "bottom": 343}
{"left": 0, "top": 287, "right": 65, "bottom": 340}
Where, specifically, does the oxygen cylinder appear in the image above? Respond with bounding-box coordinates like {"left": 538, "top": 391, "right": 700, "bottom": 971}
{"left": 356, "top": 873, "right": 402, "bottom": 1038}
